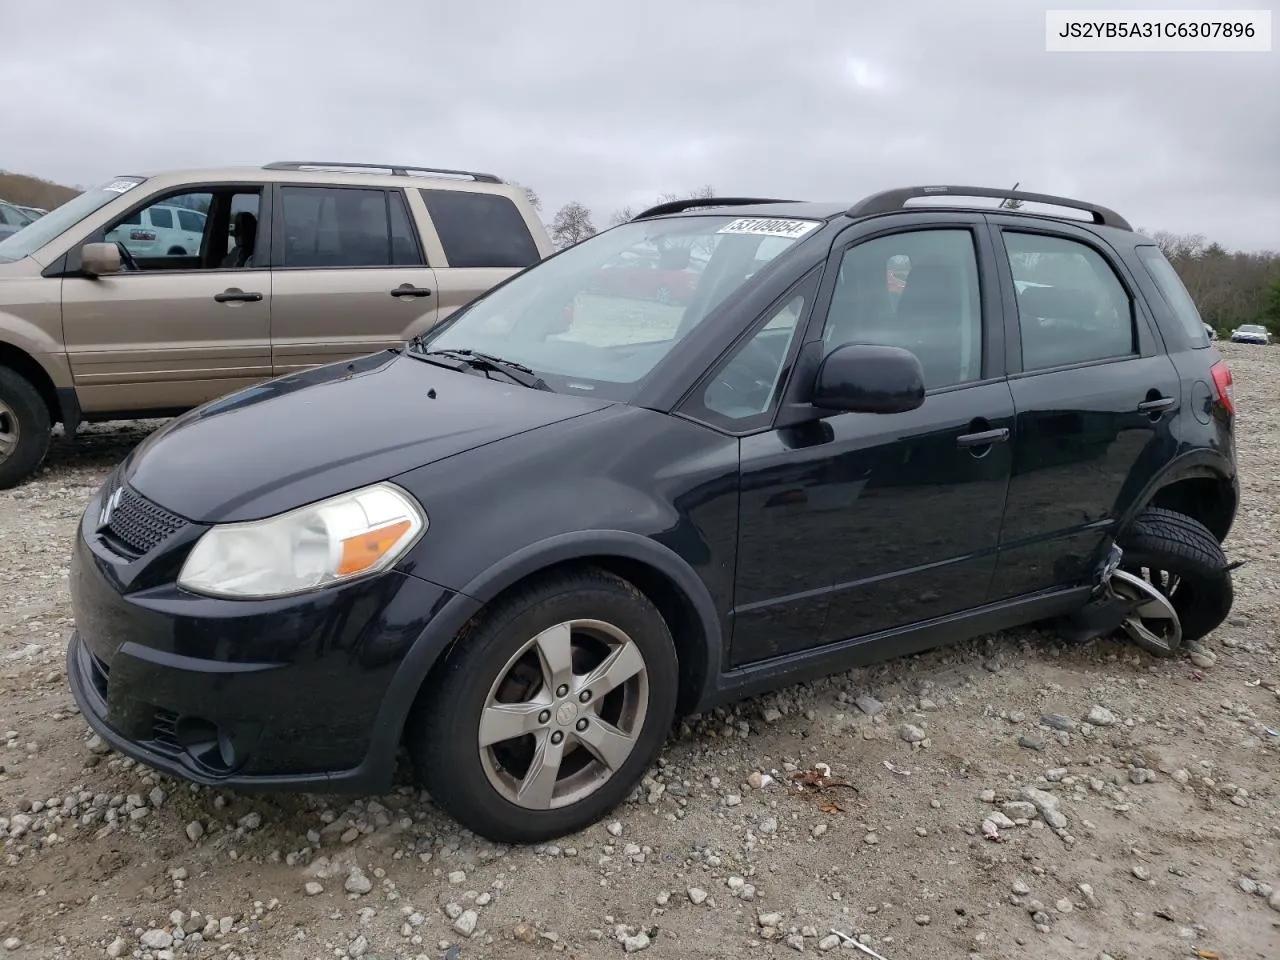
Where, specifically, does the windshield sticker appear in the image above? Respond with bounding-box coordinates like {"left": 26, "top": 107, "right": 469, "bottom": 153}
{"left": 717, "top": 217, "right": 820, "bottom": 239}
{"left": 103, "top": 178, "right": 142, "bottom": 194}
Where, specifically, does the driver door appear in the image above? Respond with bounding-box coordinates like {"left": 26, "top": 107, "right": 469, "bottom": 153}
{"left": 61, "top": 183, "right": 274, "bottom": 414}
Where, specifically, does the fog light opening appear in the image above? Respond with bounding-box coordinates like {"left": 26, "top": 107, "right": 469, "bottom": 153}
{"left": 174, "top": 716, "right": 234, "bottom": 774}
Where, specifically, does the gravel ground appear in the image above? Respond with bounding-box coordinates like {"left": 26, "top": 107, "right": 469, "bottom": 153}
{"left": 1, "top": 342, "right": 1277, "bottom": 960}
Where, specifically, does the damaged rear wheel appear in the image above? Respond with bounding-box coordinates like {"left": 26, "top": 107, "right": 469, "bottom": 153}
{"left": 1116, "top": 507, "right": 1233, "bottom": 651}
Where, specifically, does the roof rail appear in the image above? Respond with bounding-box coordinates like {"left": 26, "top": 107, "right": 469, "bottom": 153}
{"left": 262, "top": 161, "right": 503, "bottom": 183}
{"left": 846, "top": 185, "right": 1132, "bottom": 231}
{"left": 631, "top": 197, "right": 795, "bottom": 221}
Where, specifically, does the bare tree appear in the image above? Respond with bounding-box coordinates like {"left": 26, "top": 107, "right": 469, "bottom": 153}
{"left": 550, "top": 201, "right": 597, "bottom": 249}
{"left": 508, "top": 181, "right": 541, "bottom": 213}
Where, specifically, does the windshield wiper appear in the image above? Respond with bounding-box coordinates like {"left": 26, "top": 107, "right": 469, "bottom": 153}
{"left": 408, "top": 342, "right": 552, "bottom": 391}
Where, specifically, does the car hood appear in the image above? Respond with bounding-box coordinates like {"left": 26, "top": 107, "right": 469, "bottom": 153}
{"left": 121, "top": 350, "right": 612, "bottom": 523}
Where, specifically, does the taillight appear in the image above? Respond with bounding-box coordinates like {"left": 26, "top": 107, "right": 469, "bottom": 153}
{"left": 1210, "top": 360, "right": 1234, "bottom": 414}
{"left": 129, "top": 229, "right": 156, "bottom": 241}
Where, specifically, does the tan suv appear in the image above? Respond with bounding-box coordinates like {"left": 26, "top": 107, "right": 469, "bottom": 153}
{"left": 0, "top": 160, "right": 553, "bottom": 488}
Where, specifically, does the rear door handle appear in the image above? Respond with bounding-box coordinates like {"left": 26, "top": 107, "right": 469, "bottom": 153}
{"left": 957, "top": 427, "right": 1010, "bottom": 447}
{"left": 214, "top": 290, "right": 263, "bottom": 303}
{"left": 391, "top": 285, "right": 432, "bottom": 298}
{"left": 1137, "top": 396, "right": 1177, "bottom": 413}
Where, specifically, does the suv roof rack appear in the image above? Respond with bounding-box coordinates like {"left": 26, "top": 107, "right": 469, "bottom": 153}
{"left": 631, "top": 197, "right": 795, "bottom": 220}
{"left": 262, "top": 161, "right": 503, "bottom": 183}
{"left": 846, "top": 185, "right": 1132, "bottom": 231}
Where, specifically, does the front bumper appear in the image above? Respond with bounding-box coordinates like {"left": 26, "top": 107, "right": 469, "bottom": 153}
{"left": 66, "top": 479, "right": 457, "bottom": 791}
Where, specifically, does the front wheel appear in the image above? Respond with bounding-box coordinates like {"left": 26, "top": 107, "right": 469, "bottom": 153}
{"left": 0, "top": 367, "right": 53, "bottom": 490}
{"left": 408, "top": 567, "right": 679, "bottom": 843}
{"left": 1116, "top": 507, "right": 1233, "bottom": 649}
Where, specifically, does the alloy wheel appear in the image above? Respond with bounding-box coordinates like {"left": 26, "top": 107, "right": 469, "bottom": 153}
{"left": 477, "top": 618, "right": 649, "bottom": 810}
{"left": 0, "top": 399, "right": 19, "bottom": 462}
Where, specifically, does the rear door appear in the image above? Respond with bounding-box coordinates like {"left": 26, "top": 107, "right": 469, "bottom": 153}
{"left": 411, "top": 187, "right": 545, "bottom": 324}
{"left": 985, "top": 217, "right": 1183, "bottom": 599}
{"left": 267, "top": 184, "right": 437, "bottom": 375}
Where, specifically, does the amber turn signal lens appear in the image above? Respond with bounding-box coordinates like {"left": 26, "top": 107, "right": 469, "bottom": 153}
{"left": 338, "top": 519, "right": 413, "bottom": 576}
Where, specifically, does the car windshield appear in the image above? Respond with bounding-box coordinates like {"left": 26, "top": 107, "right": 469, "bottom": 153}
{"left": 0, "top": 176, "right": 145, "bottom": 263}
{"left": 1239, "top": 324, "right": 1264, "bottom": 333}
{"left": 411, "top": 213, "right": 820, "bottom": 400}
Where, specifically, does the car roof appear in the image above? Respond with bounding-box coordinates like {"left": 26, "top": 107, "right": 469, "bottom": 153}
{"left": 109, "top": 162, "right": 522, "bottom": 196}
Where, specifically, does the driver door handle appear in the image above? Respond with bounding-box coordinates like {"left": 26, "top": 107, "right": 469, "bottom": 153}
{"left": 214, "top": 290, "right": 263, "bottom": 303}
{"left": 391, "top": 285, "right": 432, "bottom": 298}
{"left": 957, "top": 427, "right": 1010, "bottom": 447}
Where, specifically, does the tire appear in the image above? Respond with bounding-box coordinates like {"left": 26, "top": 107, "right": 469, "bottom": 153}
{"left": 0, "top": 367, "right": 52, "bottom": 490}
{"left": 1117, "top": 507, "right": 1233, "bottom": 646}
{"left": 408, "top": 567, "right": 679, "bottom": 844}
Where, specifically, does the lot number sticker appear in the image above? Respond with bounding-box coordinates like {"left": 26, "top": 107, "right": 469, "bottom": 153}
{"left": 717, "top": 217, "right": 821, "bottom": 239}
{"left": 103, "top": 178, "right": 142, "bottom": 194}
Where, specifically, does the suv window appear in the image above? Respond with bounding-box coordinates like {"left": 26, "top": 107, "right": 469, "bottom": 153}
{"left": 102, "top": 188, "right": 257, "bottom": 269}
{"left": 823, "top": 228, "right": 982, "bottom": 390}
{"left": 419, "top": 188, "right": 540, "bottom": 268}
{"left": 1002, "top": 231, "right": 1134, "bottom": 371}
{"left": 1135, "top": 245, "right": 1209, "bottom": 347}
{"left": 281, "top": 186, "right": 425, "bottom": 268}
{"left": 177, "top": 209, "right": 206, "bottom": 233}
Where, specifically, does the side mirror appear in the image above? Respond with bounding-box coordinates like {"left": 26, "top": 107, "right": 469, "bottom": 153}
{"left": 812, "top": 343, "right": 925, "bottom": 414}
{"left": 81, "top": 242, "right": 122, "bottom": 278}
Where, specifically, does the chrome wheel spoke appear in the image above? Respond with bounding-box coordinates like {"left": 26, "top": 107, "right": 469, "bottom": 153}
{"left": 533, "top": 622, "right": 574, "bottom": 693}
{"left": 576, "top": 715, "right": 635, "bottom": 771}
{"left": 577, "top": 639, "right": 644, "bottom": 699}
{"left": 478, "top": 699, "right": 549, "bottom": 747}
{"left": 517, "top": 731, "right": 566, "bottom": 808}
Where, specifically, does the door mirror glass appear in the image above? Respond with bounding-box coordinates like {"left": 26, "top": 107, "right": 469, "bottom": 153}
{"left": 81, "top": 242, "right": 122, "bottom": 278}
{"left": 812, "top": 342, "right": 925, "bottom": 414}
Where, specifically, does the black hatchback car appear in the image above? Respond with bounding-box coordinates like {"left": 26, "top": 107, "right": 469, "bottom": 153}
{"left": 67, "top": 185, "right": 1239, "bottom": 843}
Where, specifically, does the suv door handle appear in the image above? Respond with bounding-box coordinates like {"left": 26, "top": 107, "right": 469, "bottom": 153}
{"left": 213, "top": 290, "right": 263, "bottom": 303}
{"left": 1136, "top": 396, "right": 1177, "bottom": 413}
{"left": 391, "top": 285, "right": 432, "bottom": 298}
{"left": 956, "top": 427, "right": 1010, "bottom": 447}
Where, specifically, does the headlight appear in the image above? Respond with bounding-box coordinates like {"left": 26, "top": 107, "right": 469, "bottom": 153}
{"left": 177, "top": 482, "right": 426, "bottom": 599}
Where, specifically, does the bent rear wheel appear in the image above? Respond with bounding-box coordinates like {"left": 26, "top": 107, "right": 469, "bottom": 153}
{"left": 408, "top": 568, "right": 678, "bottom": 843}
{"left": 1116, "top": 507, "right": 1233, "bottom": 650}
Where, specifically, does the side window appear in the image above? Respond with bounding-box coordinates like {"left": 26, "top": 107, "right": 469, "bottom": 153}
{"left": 699, "top": 294, "right": 807, "bottom": 424}
{"left": 418, "top": 188, "right": 540, "bottom": 268}
{"left": 823, "top": 229, "right": 982, "bottom": 391}
{"left": 1135, "top": 245, "right": 1209, "bottom": 347}
{"left": 1002, "top": 231, "right": 1134, "bottom": 371}
{"left": 387, "top": 190, "right": 425, "bottom": 266}
{"left": 103, "top": 190, "right": 218, "bottom": 263}
{"left": 177, "top": 209, "right": 205, "bottom": 233}
{"left": 280, "top": 186, "right": 423, "bottom": 268}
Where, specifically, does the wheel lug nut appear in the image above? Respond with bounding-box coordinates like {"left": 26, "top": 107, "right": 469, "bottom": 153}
{"left": 556, "top": 684, "right": 569, "bottom": 698}
{"left": 578, "top": 690, "right": 591, "bottom": 703}
{"left": 550, "top": 731, "right": 564, "bottom": 745}
{"left": 576, "top": 718, "right": 588, "bottom": 732}
{"left": 538, "top": 710, "right": 551, "bottom": 724}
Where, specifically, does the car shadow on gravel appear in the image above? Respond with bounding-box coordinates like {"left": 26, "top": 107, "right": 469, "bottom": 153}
{"left": 30, "top": 420, "right": 168, "bottom": 483}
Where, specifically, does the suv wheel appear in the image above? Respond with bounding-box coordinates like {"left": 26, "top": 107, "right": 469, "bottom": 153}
{"left": 408, "top": 567, "right": 679, "bottom": 843}
{"left": 0, "top": 368, "right": 52, "bottom": 490}
{"left": 1117, "top": 507, "right": 1233, "bottom": 649}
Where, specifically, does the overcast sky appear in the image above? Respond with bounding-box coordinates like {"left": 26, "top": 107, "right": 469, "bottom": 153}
{"left": 2, "top": 0, "right": 1276, "bottom": 250}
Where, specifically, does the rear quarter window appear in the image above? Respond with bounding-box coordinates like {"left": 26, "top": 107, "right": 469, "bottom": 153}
{"left": 418, "top": 188, "right": 541, "bottom": 269}
{"left": 1136, "top": 245, "right": 1210, "bottom": 348}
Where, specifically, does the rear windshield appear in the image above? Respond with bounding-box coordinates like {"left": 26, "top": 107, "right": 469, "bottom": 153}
{"left": 0, "top": 176, "right": 145, "bottom": 263}
{"left": 1135, "top": 245, "right": 1209, "bottom": 347}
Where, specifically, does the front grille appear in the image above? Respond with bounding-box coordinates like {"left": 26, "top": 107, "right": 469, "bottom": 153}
{"left": 100, "top": 473, "right": 188, "bottom": 556}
